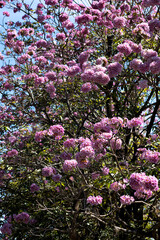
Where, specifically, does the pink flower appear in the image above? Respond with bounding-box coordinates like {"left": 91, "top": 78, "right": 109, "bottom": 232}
{"left": 107, "top": 62, "right": 122, "bottom": 78}
{"left": 141, "top": 49, "right": 157, "bottom": 59}
{"left": 129, "top": 172, "right": 146, "bottom": 190}
{"left": 75, "top": 14, "right": 93, "bottom": 24}
{"left": 87, "top": 195, "right": 103, "bottom": 205}
{"left": 36, "top": 39, "right": 48, "bottom": 48}
{"left": 144, "top": 175, "right": 159, "bottom": 191}
{"left": 120, "top": 195, "right": 134, "bottom": 205}
{"left": 56, "top": 32, "right": 66, "bottom": 41}
{"left": 46, "top": 82, "right": 56, "bottom": 99}
{"left": 59, "top": 12, "right": 68, "bottom": 22}
{"left": 1, "top": 222, "right": 12, "bottom": 235}
{"left": 30, "top": 183, "right": 40, "bottom": 193}
{"left": 63, "top": 138, "right": 76, "bottom": 148}
{"left": 80, "top": 146, "right": 95, "bottom": 158}
{"left": 79, "top": 51, "right": 90, "bottom": 64}
{"left": 150, "top": 58, "right": 160, "bottom": 74}
{"left": 113, "top": 17, "right": 126, "bottom": 28}
{"left": 14, "top": 212, "right": 30, "bottom": 224}
{"left": 130, "top": 59, "right": 143, "bottom": 71}
{"left": 127, "top": 117, "right": 143, "bottom": 128}
{"left": 140, "top": 150, "right": 160, "bottom": 164}
{"left": 102, "top": 166, "right": 109, "bottom": 175}
{"left": 3, "top": 11, "right": 10, "bottom": 16}
{"left": 48, "top": 125, "right": 64, "bottom": 139}
{"left": 52, "top": 174, "right": 62, "bottom": 182}
{"left": 45, "top": 0, "right": 58, "bottom": 5}
{"left": 67, "top": 65, "right": 80, "bottom": 77}
{"left": 93, "top": 71, "right": 110, "bottom": 85}
{"left": 42, "top": 167, "right": 56, "bottom": 177}
{"left": 110, "top": 138, "right": 122, "bottom": 150}
{"left": 110, "top": 181, "right": 126, "bottom": 191}
{"left": 63, "top": 159, "right": 78, "bottom": 172}
{"left": 7, "top": 149, "right": 18, "bottom": 157}
{"left": 35, "top": 130, "right": 47, "bottom": 142}
{"left": 117, "top": 43, "right": 132, "bottom": 56}
{"left": 81, "top": 82, "right": 92, "bottom": 92}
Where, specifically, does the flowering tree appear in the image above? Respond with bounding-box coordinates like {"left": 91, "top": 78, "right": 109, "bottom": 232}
{"left": 0, "top": 0, "right": 160, "bottom": 239}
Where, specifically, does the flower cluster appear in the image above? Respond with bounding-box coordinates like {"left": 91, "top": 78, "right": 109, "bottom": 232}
{"left": 63, "top": 159, "right": 78, "bottom": 172}
{"left": 102, "top": 166, "right": 109, "bottom": 175}
{"left": 87, "top": 195, "right": 103, "bottom": 205}
{"left": 140, "top": 150, "right": 160, "bottom": 164}
{"left": 120, "top": 195, "right": 135, "bottom": 205}
{"left": 14, "top": 212, "right": 30, "bottom": 224}
{"left": 129, "top": 173, "right": 159, "bottom": 199}
{"left": 42, "top": 167, "right": 56, "bottom": 177}
{"left": 48, "top": 125, "right": 64, "bottom": 139}
{"left": 110, "top": 181, "right": 126, "bottom": 191}
{"left": 30, "top": 183, "right": 40, "bottom": 193}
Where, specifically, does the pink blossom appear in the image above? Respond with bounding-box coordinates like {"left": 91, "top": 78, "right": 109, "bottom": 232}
{"left": 80, "top": 138, "right": 92, "bottom": 149}
{"left": 110, "top": 138, "right": 122, "bottom": 150}
{"left": 0, "top": 1, "right": 6, "bottom": 8}
{"left": 140, "top": 150, "right": 160, "bottom": 164}
{"left": 52, "top": 174, "right": 62, "bottom": 182}
{"left": 79, "top": 51, "right": 90, "bottom": 64}
{"left": 102, "top": 166, "right": 109, "bottom": 175}
{"left": 93, "top": 71, "right": 110, "bottom": 85}
{"left": 67, "top": 65, "right": 81, "bottom": 77}
{"left": 42, "top": 167, "right": 56, "bottom": 177}
{"left": 117, "top": 43, "right": 132, "bottom": 56}
{"left": 110, "top": 181, "right": 126, "bottom": 191}
{"left": 75, "top": 14, "right": 93, "bottom": 24}
{"left": 35, "top": 131, "right": 47, "bottom": 142}
{"left": 130, "top": 59, "right": 143, "bottom": 71}
{"left": 36, "top": 39, "right": 48, "bottom": 48}
{"left": 150, "top": 58, "right": 160, "bottom": 74}
{"left": 129, "top": 172, "right": 146, "bottom": 190}
{"left": 80, "top": 146, "right": 95, "bottom": 158}
{"left": 141, "top": 49, "right": 157, "bottom": 59}
{"left": 91, "top": 0, "right": 105, "bottom": 9}
{"left": 120, "top": 195, "right": 134, "bottom": 205}
{"left": 56, "top": 32, "right": 66, "bottom": 41}
{"left": 63, "top": 159, "right": 78, "bottom": 172}
{"left": 30, "top": 183, "right": 40, "bottom": 193}
{"left": 96, "top": 57, "right": 108, "bottom": 66}
{"left": 45, "top": 0, "right": 58, "bottom": 5}
{"left": 14, "top": 212, "right": 30, "bottom": 224}
{"left": 17, "top": 54, "right": 31, "bottom": 64}
{"left": 81, "top": 82, "right": 92, "bottom": 92}
{"left": 3, "top": 11, "right": 10, "bottom": 16}
{"left": 1, "top": 222, "right": 12, "bottom": 235}
{"left": 87, "top": 195, "right": 103, "bottom": 205}
{"left": 59, "top": 12, "right": 68, "bottom": 22}
{"left": 127, "top": 117, "right": 143, "bottom": 128}
{"left": 144, "top": 175, "right": 159, "bottom": 191}
{"left": 7, "top": 149, "right": 18, "bottom": 157}
{"left": 107, "top": 62, "right": 122, "bottom": 78}
{"left": 8, "top": 136, "right": 17, "bottom": 144}
{"left": 48, "top": 125, "right": 64, "bottom": 139}
{"left": 113, "top": 17, "right": 126, "bottom": 28}
{"left": 63, "top": 138, "right": 76, "bottom": 148}
{"left": 46, "top": 82, "right": 56, "bottom": 99}
{"left": 45, "top": 71, "right": 57, "bottom": 81}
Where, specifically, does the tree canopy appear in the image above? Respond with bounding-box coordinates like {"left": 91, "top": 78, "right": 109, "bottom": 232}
{"left": 0, "top": 0, "right": 160, "bottom": 239}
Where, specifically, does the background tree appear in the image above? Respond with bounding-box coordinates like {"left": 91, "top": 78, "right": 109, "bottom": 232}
{"left": 0, "top": 0, "right": 160, "bottom": 239}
